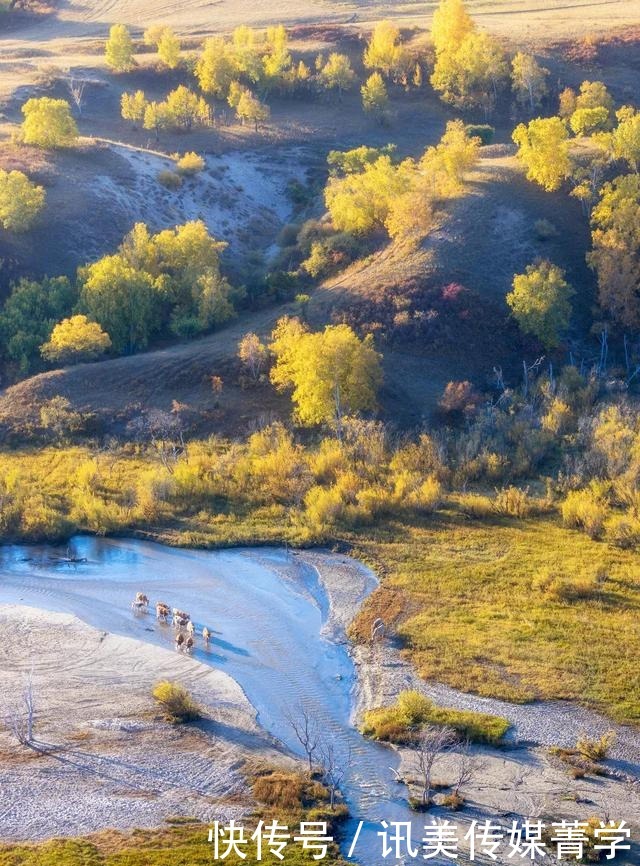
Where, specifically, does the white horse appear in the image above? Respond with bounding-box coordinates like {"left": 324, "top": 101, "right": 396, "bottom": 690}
{"left": 202, "top": 626, "right": 211, "bottom": 643}
{"left": 131, "top": 592, "right": 149, "bottom": 612}
{"left": 186, "top": 620, "right": 195, "bottom": 636}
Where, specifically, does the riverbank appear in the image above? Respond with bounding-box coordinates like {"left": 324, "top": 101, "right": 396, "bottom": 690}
{"left": 0, "top": 604, "right": 283, "bottom": 841}
{"left": 1, "top": 542, "right": 638, "bottom": 852}
{"left": 298, "top": 551, "right": 640, "bottom": 836}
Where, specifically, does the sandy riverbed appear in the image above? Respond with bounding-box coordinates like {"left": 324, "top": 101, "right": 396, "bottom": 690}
{"left": 0, "top": 543, "right": 638, "bottom": 853}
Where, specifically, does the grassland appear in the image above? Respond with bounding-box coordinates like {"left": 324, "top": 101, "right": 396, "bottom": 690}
{"left": 1, "top": 442, "right": 639, "bottom": 725}
{"left": 350, "top": 507, "right": 640, "bottom": 724}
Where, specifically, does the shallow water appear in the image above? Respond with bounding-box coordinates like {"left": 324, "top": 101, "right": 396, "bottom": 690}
{"left": 0, "top": 537, "right": 428, "bottom": 864}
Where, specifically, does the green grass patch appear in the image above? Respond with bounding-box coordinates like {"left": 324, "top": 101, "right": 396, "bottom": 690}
{"left": 362, "top": 690, "right": 510, "bottom": 745}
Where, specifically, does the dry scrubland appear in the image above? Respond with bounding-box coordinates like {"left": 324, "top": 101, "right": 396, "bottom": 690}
{"left": 0, "top": 0, "right": 640, "bottom": 860}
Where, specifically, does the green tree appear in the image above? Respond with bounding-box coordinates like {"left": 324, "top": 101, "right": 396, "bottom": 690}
{"left": 506, "top": 260, "right": 574, "bottom": 348}
{"left": 512, "top": 116, "right": 571, "bottom": 191}
{"left": 361, "top": 72, "right": 389, "bottom": 121}
{"left": 196, "top": 37, "right": 238, "bottom": 98}
{"left": 79, "top": 255, "right": 159, "bottom": 353}
{"left": 21, "top": 97, "right": 78, "bottom": 148}
{"left": 319, "top": 53, "right": 356, "bottom": 98}
{"left": 105, "top": 23, "right": 135, "bottom": 73}
{"left": 41, "top": 315, "right": 111, "bottom": 364}
{"left": 0, "top": 170, "right": 45, "bottom": 231}
{"left": 587, "top": 174, "right": 640, "bottom": 329}
{"left": 0, "top": 277, "right": 75, "bottom": 373}
{"left": 121, "top": 90, "right": 148, "bottom": 126}
{"left": 511, "top": 52, "right": 548, "bottom": 111}
{"left": 270, "top": 318, "right": 382, "bottom": 428}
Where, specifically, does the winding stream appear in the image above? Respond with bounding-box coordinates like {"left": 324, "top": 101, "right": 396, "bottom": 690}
{"left": 0, "top": 536, "right": 425, "bottom": 865}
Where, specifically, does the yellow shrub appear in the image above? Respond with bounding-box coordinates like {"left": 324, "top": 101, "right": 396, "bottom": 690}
{"left": 175, "top": 151, "right": 205, "bottom": 175}
{"left": 562, "top": 489, "right": 607, "bottom": 539}
{"left": 152, "top": 681, "right": 200, "bottom": 723}
{"left": 304, "top": 485, "right": 344, "bottom": 527}
{"left": 408, "top": 476, "right": 442, "bottom": 513}
{"left": 493, "top": 486, "right": 531, "bottom": 519}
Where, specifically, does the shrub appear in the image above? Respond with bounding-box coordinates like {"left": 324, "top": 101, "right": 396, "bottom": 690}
{"left": 606, "top": 514, "right": 640, "bottom": 549}
{"left": 455, "top": 492, "right": 494, "bottom": 518}
{"left": 441, "top": 792, "right": 464, "bottom": 810}
{"left": 576, "top": 730, "right": 616, "bottom": 761}
{"left": 493, "top": 486, "right": 531, "bottom": 519}
{"left": 534, "top": 218, "right": 559, "bottom": 240}
{"left": 175, "top": 152, "right": 206, "bottom": 176}
{"left": 152, "top": 681, "right": 200, "bottom": 723}
{"left": 408, "top": 476, "right": 442, "bottom": 514}
{"left": 562, "top": 489, "right": 607, "bottom": 539}
{"left": 158, "top": 170, "right": 183, "bottom": 189}
{"left": 533, "top": 570, "right": 599, "bottom": 602}
{"left": 362, "top": 690, "right": 509, "bottom": 745}
{"left": 464, "top": 124, "right": 494, "bottom": 145}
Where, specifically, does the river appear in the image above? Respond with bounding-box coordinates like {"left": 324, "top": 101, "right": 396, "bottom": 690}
{"left": 0, "top": 535, "right": 428, "bottom": 865}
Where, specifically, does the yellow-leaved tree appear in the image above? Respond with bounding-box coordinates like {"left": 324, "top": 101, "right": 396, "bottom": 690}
{"left": 105, "top": 23, "right": 135, "bottom": 72}
{"left": 506, "top": 260, "right": 574, "bottom": 349}
{"left": 363, "top": 21, "right": 408, "bottom": 82}
{"left": 430, "top": 0, "right": 506, "bottom": 111}
{"left": 21, "top": 98, "right": 78, "bottom": 148}
{"left": 41, "top": 315, "right": 112, "bottom": 364}
{"left": 588, "top": 174, "right": 640, "bottom": 329}
{"left": 512, "top": 116, "right": 572, "bottom": 191}
{"left": 270, "top": 318, "right": 382, "bottom": 429}
{"left": 0, "top": 169, "right": 45, "bottom": 231}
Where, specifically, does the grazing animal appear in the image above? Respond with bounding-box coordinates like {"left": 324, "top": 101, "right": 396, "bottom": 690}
{"left": 202, "top": 626, "right": 211, "bottom": 643}
{"left": 131, "top": 592, "right": 149, "bottom": 612}
{"left": 156, "top": 602, "right": 170, "bottom": 622}
{"left": 186, "top": 620, "right": 195, "bottom": 636}
{"left": 175, "top": 633, "right": 185, "bottom": 651}
{"left": 185, "top": 636, "right": 194, "bottom": 653}
{"left": 172, "top": 608, "right": 190, "bottom": 628}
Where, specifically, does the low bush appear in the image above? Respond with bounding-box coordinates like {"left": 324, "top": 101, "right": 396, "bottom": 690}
{"left": 534, "top": 218, "right": 559, "bottom": 240}
{"left": 157, "top": 169, "right": 183, "bottom": 189}
{"left": 576, "top": 730, "right": 616, "bottom": 761}
{"left": 362, "top": 690, "right": 510, "bottom": 745}
{"left": 464, "top": 124, "right": 494, "bottom": 145}
{"left": 175, "top": 152, "right": 206, "bottom": 175}
{"left": 152, "top": 681, "right": 200, "bottom": 723}
{"left": 562, "top": 489, "right": 608, "bottom": 539}
{"left": 493, "top": 485, "right": 532, "bottom": 519}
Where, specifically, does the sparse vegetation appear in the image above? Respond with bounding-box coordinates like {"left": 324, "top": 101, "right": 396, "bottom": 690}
{"left": 362, "top": 690, "right": 510, "bottom": 745}
{"left": 152, "top": 681, "right": 201, "bottom": 723}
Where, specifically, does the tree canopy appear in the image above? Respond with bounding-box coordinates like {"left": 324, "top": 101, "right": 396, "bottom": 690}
{"left": 507, "top": 260, "right": 574, "bottom": 348}
{"left": 21, "top": 98, "right": 78, "bottom": 148}
{"left": 270, "top": 318, "right": 382, "bottom": 427}
{"left": 512, "top": 116, "right": 571, "bottom": 191}
{"left": 0, "top": 170, "right": 45, "bottom": 231}
{"left": 588, "top": 174, "right": 640, "bottom": 329}
{"left": 41, "top": 315, "right": 111, "bottom": 364}
{"left": 105, "top": 23, "right": 135, "bottom": 72}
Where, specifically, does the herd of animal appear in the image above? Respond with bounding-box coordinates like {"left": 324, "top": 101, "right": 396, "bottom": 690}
{"left": 131, "top": 592, "right": 212, "bottom": 653}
